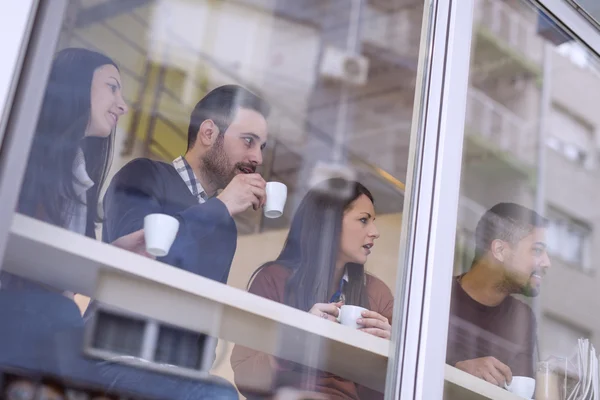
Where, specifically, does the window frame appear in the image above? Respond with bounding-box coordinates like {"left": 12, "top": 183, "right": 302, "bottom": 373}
{"left": 412, "top": 0, "right": 600, "bottom": 398}
{"left": 2, "top": 1, "right": 600, "bottom": 400}
{"left": 0, "top": 0, "right": 68, "bottom": 268}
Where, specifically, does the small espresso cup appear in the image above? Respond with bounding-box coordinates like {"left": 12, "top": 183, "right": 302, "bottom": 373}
{"left": 264, "top": 182, "right": 288, "bottom": 219}
{"left": 143, "top": 213, "right": 180, "bottom": 257}
{"left": 505, "top": 376, "right": 535, "bottom": 399}
{"left": 336, "top": 305, "right": 368, "bottom": 329}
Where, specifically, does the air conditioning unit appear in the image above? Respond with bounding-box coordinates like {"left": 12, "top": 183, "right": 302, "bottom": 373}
{"left": 319, "top": 46, "right": 369, "bottom": 86}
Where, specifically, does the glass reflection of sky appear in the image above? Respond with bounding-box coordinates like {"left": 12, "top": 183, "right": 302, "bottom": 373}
{"left": 572, "top": 0, "right": 600, "bottom": 26}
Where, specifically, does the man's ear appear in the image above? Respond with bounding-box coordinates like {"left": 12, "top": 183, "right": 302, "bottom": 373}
{"left": 196, "top": 119, "right": 220, "bottom": 146}
{"left": 491, "top": 239, "right": 506, "bottom": 263}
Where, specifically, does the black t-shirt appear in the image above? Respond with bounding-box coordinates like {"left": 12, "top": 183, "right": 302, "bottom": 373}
{"left": 446, "top": 276, "right": 537, "bottom": 378}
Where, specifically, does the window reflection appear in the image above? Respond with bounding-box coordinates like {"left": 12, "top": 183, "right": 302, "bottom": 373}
{"left": 451, "top": 0, "right": 600, "bottom": 397}
{"left": 231, "top": 179, "right": 393, "bottom": 398}
{"left": 5, "top": 0, "right": 420, "bottom": 399}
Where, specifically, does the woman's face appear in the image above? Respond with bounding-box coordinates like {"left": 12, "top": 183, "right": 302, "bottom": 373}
{"left": 338, "top": 194, "right": 380, "bottom": 266}
{"left": 86, "top": 64, "right": 128, "bottom": 137}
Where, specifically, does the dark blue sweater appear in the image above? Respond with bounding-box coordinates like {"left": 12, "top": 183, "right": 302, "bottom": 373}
{"left": 102, "top": 158, "right": 237, "bottom": 284}
{"left": 0, "top": 157, "right": 240, "bottom": 399}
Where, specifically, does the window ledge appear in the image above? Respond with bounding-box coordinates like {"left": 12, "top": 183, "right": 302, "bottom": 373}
{"left": 444, "top": 365, "right": 529, "bottom": 399}
{"left": 3, "top": 214, "right": 535, "bottom": 398}
{"left": 3, "top": 213, "right": 388, "bottom": 391}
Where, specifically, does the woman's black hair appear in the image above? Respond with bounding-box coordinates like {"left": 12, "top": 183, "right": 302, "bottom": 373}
{"left": 19, "top": 48, "right": 118, "bottom": 236}
{"left": 248, "top": 178, "right": 375, "bottom": 311}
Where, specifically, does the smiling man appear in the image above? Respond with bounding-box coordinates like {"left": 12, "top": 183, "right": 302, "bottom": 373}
{"left": 446, "top": 202, "right": 550, "bottom": 388}
{"left": 102, "top": 84, "right": 270, "bottom": 282}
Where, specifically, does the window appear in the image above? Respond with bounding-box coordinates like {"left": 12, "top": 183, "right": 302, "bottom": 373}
{"left": 453, "top": 0, "right": 600, "bottom": 396}
{"left": 547, "top": 106, "right": 595, "bottom": 169}
{"left": 91, "top": 311, "right": 145, "bottom": 357}
{"left": 546, "top": 208, "right": 592, "bottom": 271}
{"left": 1, "top": 0, "right": 442, "bottom": 398}
{"left": 546, "top": 136, "right": 588, "bottom": 164}
{"left": 572, "top": 0, "right": 600, "bottom": 30}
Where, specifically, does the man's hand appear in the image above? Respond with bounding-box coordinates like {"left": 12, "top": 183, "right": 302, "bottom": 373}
{"left": 455, "top": 357, "right": 512, "bottom": 387}
{"left": 111, "top": 229, "right": 154, "bottom": 259}
{"left": 217, "top": 173, "right": 266, "bottom": 216}
{"left": 358, "top": 310, "right": 391, "bottom": 339}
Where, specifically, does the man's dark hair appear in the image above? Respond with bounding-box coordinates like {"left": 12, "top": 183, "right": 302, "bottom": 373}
{"left": 186, "top": 84, "right": 270, "bottom": 150}
{"left": 473, "top": 202, "right": 547, "bottom": 264}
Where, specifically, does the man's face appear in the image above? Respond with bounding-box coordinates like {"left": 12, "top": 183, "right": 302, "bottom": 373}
{"left": 202, "top": 107, "right": 268, "bottom": 188}
{"left": 500, "top": 227, "right": 551, "bottom": 297}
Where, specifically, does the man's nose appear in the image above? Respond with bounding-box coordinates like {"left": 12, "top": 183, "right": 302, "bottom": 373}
{"left": 543, "top": 252, "right": 552, "bottom": 269}
{"left": 251, "top": 147, "right": 263, "bottom": 166}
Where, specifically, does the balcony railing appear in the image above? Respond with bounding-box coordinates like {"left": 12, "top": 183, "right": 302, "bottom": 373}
{"left": 466, "top": 88, "right": 536, "bottom": 166}
{"left": 473, "top": 0, "right": 543, "bottom": 65}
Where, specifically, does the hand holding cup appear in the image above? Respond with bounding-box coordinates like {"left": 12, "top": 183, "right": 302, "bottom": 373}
{"left": 143, "top": 214, "right": 179, "bottom": 257}
{"left": 264, "top": 182, "right": 287, "bottom": 218}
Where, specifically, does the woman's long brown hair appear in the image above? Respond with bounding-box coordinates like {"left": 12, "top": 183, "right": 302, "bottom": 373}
{"left": 18, "top": 48, "right": 117, "bottom": 236}
{"left": 248, "top": 178, "right": 374, "bottom": 311}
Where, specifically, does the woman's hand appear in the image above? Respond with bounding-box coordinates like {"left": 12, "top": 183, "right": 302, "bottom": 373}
{"left": 358, "top": 310, "right": 391, "bottom": 339}
{"left": 309, "top": 302, "right": 343, "bottom": 322}
{"left": 111, "top": 229, "right": 155, "bottom": 259}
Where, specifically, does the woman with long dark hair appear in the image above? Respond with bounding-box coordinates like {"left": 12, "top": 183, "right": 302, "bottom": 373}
{"left": 4, "top": 48, "right": 147, "bottom": 295}
{"left": 231, "top": 178, "right": 394, "bottom": 400}
{"left": 17, "top": 47, "right": 145, "bottom": 247}
{"left": 0, "top": 48, "right": 236, "bottom": 399}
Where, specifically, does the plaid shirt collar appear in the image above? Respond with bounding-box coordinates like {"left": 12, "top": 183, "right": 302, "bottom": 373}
{"left": 172, "top": 156, "right": 207, "bottom": 204}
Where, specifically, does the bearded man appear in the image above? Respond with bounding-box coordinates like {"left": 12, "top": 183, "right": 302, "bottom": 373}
{"left": 446, "top": 202, "right": 550, "bottom": 387}
{"left": 103, "top": 84, "right": 270, "bottom": 282}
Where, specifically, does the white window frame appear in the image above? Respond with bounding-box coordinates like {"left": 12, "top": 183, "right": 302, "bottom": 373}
{"left": 0, "top": 0, "right": 39, "bottom": 146}
{"left": 387, "top": 1, "right": 474, "bottom": 398}
{"left": 1, "top": 1, "right": 600, "bottom": 400}
{"left": 0, "top": 0, "right": 68, "bottom": 268}
{"left": 394, "top": 0, "right": 600, "bottom": 399}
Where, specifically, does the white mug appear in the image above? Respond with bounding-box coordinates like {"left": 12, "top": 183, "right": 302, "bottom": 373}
{"left": 336, "top": 305, "right": 367, "bottom": 329}
{"left": 505, "top": 376, "right": 535, "bottom": 399}
{"left": 143, "top": 213, "right": 180, "bottom": 257}
{"left": 264, "top": 182, "right": 287, "bottom": 218}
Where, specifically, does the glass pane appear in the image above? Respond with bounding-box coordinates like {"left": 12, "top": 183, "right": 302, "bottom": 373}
{"left": 2, "top": 0, "right": 430, "bottom": 399}
{"left": 572, "top": 0, "right": 600, "bottom": 26}
{"left": 448, "top": 0, "right": 600, "bottom": 398}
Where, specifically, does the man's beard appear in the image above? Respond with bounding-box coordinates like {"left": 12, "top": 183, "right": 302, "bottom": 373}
{"left": 501, "top": 270, "right": 540, "bottom": 298}
{"left": 202, "top": 136, "right": 236, "bottom": 189}
{"left": 202, "top": 135, "right": 257, "bottom": 189}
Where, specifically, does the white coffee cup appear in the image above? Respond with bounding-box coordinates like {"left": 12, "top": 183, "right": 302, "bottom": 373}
{"left": 336, "top": 305, "right": 368, "bottom": 329}
{"left": 264, "top": 182, "right": 287, "bottom": 219}
{"left": 143, "top": 213, "right": 180, "bottom": 257}
{"left": 505, "top": 376, "right": 535, "bottom": 399}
